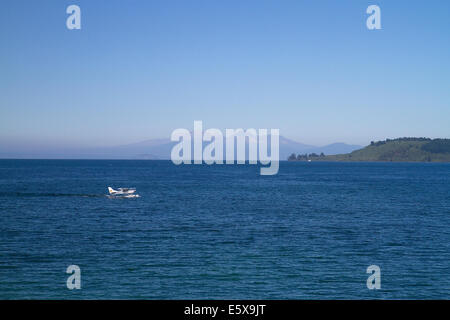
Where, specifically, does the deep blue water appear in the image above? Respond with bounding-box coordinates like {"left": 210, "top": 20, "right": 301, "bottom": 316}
{"left": 0, "top": 160, "right": 449, "bottom": 299}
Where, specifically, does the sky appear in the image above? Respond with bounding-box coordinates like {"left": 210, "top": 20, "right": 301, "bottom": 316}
{"left": 1, "top": 0, "right": 449, "bottom": 149}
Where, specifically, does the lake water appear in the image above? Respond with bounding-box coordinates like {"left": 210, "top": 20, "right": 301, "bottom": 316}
{"left": 0, "top": 160, "right": 449, "bottom": 299}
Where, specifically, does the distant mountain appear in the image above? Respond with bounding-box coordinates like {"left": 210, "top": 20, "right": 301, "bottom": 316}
{"left": 303, "top": 142, "right": 363, "bottom": 155}
{"left": 278, "top": 138, "right": 360, "bottom": 159}
{"left": 0, "top": 136, "right": 361, "bottom": 160}
{"left": 102, "top": 136, "right": 361, "bottom": 160}
{"left": 95, "top": 138, "right": 173, "bottom": 159}
{"left": 278, "top": 136, "right": 315, "bottom": 160}
{"left": 323, "top": 138, "right": 450, "bottom": 162}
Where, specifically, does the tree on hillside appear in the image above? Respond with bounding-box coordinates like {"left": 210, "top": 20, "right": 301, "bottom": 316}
{"left": 421, "top": 139, "right": 450, "bottom": 153}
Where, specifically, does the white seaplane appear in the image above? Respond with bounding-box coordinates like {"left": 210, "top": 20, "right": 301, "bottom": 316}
{"left": 107, "top": 187, "right": 140, "bottom": 198}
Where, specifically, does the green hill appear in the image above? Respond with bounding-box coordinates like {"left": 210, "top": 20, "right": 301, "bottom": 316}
{"left": 324, "top": 138, "right": 450, "bottom": 162}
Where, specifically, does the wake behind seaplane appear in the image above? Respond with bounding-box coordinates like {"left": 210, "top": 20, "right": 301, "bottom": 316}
{"left": 107, "top": 187, "right": 140, "bottom": 198}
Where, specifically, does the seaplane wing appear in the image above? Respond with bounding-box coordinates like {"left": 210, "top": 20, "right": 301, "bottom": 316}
{"left": 108, "top": 187, "right": 136, "bottom": 195}
{"left": 117, "top": 188, "right": 136, "bottom": 194}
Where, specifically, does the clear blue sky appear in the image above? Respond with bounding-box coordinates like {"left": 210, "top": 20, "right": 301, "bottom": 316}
{"left": 1, "top": 0, "right": 449, "bottom": 148}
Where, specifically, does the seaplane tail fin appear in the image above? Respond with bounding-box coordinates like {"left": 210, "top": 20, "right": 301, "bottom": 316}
{"left": 108, "top": 187, "right": 116, "bottom": 194}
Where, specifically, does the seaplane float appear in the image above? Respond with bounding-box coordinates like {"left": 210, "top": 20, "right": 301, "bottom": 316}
{"left": 107, "top": 187, "right": 140, "bottom": 198}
